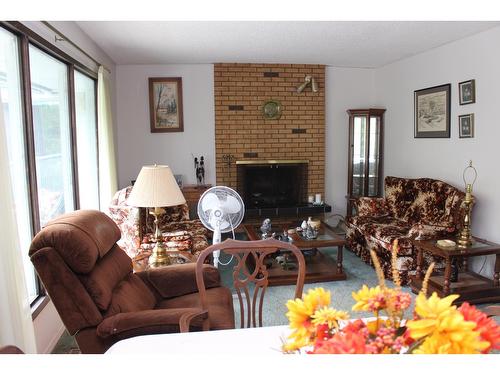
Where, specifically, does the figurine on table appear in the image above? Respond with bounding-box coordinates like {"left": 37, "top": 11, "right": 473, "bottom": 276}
{"left": 260, "top": 218, "right": 272, "bottom": 238}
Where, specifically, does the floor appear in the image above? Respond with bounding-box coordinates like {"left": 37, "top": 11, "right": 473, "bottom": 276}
{"left": 51, "top": 244, "right": 408, "bottom": 353}
{"left": 51, "top": 229, "right": 500, "bottom": 353}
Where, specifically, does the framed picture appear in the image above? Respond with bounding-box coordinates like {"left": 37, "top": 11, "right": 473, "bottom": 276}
{"left": 149, "top": 77, "right": 184, "bottom": 132}
{"left": 459, "top": 114, "right": 474, "bottom": 138}
{"left": 459, "top": 79, "right": 476, "bottom": 105}
{"left": 414, "top": 83, "right": 451, "bottom": 138}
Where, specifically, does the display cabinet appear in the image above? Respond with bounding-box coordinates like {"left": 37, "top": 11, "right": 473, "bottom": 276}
{"left": 346, "top": 108, "right": 386, "bottom": 216}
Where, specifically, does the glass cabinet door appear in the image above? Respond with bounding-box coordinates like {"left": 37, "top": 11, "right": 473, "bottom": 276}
{"left": 351, "top": 115, "right": 367, "bottom": 197}
{"left": 347, "top": 109, "right": 385, "bottom": 215}
{"left": 367, "top": 115, "right": 381, "bottom": 196}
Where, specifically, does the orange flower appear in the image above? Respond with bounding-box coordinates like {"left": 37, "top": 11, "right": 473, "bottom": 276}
{"left": 311, "top": 330, "right": 375, "bottom": 354}
{"left": 459, "top": 302, "right": 500, "bottom": 353}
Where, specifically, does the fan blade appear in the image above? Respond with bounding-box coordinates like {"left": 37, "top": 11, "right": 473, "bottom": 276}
{"left": 218, "top": 219, "right": 231, "bottom": 231}
{"left": 221, "top": 195, "right": 241, "bottom": 214}
{"left": 201, "top": 193, "right": 221, "bottom": 213}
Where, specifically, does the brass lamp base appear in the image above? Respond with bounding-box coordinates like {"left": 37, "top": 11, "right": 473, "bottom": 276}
{"left": 456, "top": 233, "right": 474, "bottom": 248}
{"left": 147, "top": 206, "right": 172, "bottom": 268}
{"left": 148, "top": 242, "right": 172, "bottom": 268}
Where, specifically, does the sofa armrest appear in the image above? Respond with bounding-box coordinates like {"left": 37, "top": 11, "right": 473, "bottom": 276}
{"left": 136, "top": 263, "right": 220, "bottom": 299}
{"left": 355, "top": 197, "right": 390, "bottom": 217}
{"left": 97, "top": 308, "right": 208, "bottom": 338}
{"left": 408, "top": 222, "right": 456, "bottom": 240}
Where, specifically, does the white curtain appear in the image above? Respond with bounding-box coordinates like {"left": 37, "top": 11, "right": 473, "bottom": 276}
{"left": 0, "top": 92, "right": 37, "bottom": 353}
{"left": 97, "top": 65, "right": 118, "bottom": 209}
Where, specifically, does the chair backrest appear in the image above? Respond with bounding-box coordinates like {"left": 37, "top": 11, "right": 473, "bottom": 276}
{"left": 196, "top": 238, "right": 305, "bottom": 329}
{"left": 28, "top": 210, "right": 157, "bottom": 352}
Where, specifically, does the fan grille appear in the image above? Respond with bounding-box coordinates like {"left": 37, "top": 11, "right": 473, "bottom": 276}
{"left": 197, "top": 186, "right": 245, "bottom": 233}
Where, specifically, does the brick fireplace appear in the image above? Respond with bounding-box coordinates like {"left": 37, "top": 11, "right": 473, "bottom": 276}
{"left": 214, "top": 63, "right": 326, "bottom": 208}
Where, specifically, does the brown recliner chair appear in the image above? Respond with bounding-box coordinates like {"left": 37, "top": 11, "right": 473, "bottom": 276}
{"left": 29, "top": 210, "right": 235, "bottom": 354}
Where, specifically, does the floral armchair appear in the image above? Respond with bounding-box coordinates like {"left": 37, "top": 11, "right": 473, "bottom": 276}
{"left": 108, "top": 186, "right": 209, "bottom": 268}
{"left": 346, "top": 176, "right": 466, "bottom": 285}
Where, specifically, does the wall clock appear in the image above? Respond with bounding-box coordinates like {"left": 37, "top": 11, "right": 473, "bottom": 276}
{"left": 262, "top": 100, "right": 282, "bottom": 120}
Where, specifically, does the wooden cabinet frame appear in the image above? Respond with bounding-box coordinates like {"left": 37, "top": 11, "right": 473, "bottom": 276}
{"left": 346, "top": 108, "right": 386, "bottom": 216}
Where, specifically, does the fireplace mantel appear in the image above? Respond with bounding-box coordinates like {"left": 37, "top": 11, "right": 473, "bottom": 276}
{"left": 235, "top": 160, "right": 309, "bottom": 165}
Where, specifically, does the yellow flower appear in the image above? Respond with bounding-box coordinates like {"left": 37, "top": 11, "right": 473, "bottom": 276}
{"left": 407, "top": 292, "right": 459, "bottom": 339}
{"left": 407, "top": 292, "right": 490, "bottom": 354}
{"left": 285, "top": 288, "right": 332, "bottom": 348}
{"left": 311, "top": 307, "right": 349, "bottom": 329}
{"left": 352, "top": 285, "right": 384, "bottom": 312}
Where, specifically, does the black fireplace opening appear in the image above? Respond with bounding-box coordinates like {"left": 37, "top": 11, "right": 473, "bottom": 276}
{"left": 237, "top": 162, "right": 308, "bottom": 209}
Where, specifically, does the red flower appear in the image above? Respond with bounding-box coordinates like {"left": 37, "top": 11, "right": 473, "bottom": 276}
{"left": 315, "top": 323, "right": 332, "bottom": 342}
{"left": 459, "top": 302, "right": 500, "bottom": 353}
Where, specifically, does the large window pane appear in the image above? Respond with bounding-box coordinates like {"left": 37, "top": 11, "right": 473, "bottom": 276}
{"left": 29, "top": 45, "right": 74, "bottom": 226}
{"left": 0, "top": 28, "right": 38, "bottom": 303}
{"left": 75, "top": 71, "right": 99, "bottom": 209}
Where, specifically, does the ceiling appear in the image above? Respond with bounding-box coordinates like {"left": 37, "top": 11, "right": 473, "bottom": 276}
{"left": 76, "top": 21, "right": 499, "bottom": 68}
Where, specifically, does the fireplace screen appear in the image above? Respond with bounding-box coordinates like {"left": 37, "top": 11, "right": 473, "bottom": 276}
{"left": 237, "top": 162, "right": 308, "bottom": 208}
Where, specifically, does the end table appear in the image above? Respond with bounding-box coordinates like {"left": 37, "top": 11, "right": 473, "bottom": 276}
{"left": 410, "top": 237, "right": 500, "bottom": 304}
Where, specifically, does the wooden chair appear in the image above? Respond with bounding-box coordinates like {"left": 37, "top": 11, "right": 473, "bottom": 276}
{"left": 195, "top": 238, "right": 305, "bottom": 329}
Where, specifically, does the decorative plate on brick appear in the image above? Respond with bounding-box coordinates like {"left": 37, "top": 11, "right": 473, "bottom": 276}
{"left": 262, "top": 100, "right": 282, "bottom": 120}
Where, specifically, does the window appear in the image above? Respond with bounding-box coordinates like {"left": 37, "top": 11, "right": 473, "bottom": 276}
{"left": 30, "top": 45, "right": 75, "bottom": 226}
{"left": 74, "top": 70, "right": 99, "bottom": 209}
{"left": 0, "top": 27, "right": 37, "bottom": 303}
{"left": 0, "top": 23, "right": 100, "bottom": 306}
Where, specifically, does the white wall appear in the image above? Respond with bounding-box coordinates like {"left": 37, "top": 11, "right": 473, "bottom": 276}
{"left": 115, "top": 64, "right": 376, "bottom": 209}
{"left": 375, "top": 25, "right": 500, "bottom": 275}
{"left": 20, "top": 21, "right": 117, "bottom": 353}
{"left": 325, "top": 67, "right": 376, "bottom": 215}
{"left": 116, "top": 64, "right": 215, "bottom": 188}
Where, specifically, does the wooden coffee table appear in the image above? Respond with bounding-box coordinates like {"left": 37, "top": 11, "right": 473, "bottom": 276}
{"left": 410, "top": 237, "right": 500, "bottom": 304}
{"left": 243, "top": 221, "right": 347, "bottom": 286}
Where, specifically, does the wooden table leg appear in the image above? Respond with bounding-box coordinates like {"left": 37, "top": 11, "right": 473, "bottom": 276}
{"left": 337, "top": 245, "right": 343, "bottom": 274}
{"left": 444, "top": 258, "right": 452, "bottom": 295}
{"left": 416, "top": 246, "right": 423, "bottom": 280}
{"left": 494, "top": 254, "right": 500, "bottom": 287}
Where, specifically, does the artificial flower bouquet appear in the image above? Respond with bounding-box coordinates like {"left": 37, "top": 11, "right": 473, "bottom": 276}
{"left": 283, "top": 240, "right": 500, "bottom": 354}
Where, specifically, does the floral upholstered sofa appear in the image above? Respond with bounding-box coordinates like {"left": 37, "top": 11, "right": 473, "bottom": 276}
{"left": 108, "top": 186, "right": 209, "bottom": 268}
{"left": 346, "top": 176, "right": 466, "bottom": 285}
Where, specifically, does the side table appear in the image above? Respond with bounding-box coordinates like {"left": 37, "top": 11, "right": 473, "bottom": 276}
{"left": 410, "top": 237, "right": 500, "bottom": 304}
{"left": 181, "top": 184, "right": 212, "bottom": 218}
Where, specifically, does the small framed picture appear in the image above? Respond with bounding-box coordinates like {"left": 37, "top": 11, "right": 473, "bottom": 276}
{"left": 459, "top": 79, "right": 475, "bottom": 105}
{"left": 459, "top": 114, "right": 474, "bottom": 138}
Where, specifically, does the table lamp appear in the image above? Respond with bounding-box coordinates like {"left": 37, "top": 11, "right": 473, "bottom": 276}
{"left": 457, "top": 160, "right": 477, "bottom": 248}
{"left": 127, "top": 164, "right": 186, "bottom": 267}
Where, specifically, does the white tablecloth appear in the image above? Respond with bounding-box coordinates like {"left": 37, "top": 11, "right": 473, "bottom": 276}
{"left": 105, "top": 325, "right": 291, "bottom": 355}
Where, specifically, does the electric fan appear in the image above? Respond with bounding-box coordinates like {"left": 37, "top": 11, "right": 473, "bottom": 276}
{"left": 197, "top": 186, "right": 245, "bottom": 267}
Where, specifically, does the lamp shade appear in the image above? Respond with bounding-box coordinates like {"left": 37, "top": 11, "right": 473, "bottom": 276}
{"left": 127, "top": 165, "right": 186, "bottom": 208}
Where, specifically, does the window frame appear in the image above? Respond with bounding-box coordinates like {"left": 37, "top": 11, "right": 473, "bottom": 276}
{"left": 0, "top": 21, "right": 99, "bottom": 318}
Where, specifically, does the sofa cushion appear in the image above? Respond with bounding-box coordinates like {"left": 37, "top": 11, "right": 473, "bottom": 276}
{"left": 104, "top": 274, "right": 156, "bottom": 317}
{"left": 384, "top": 177, "right": 465, "bottom": 226}
{"left": 156, "top": 287, "right": 235, "bottom": 330}
{"left": 348, "top": 215, "right": 413, "bottom": 252}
